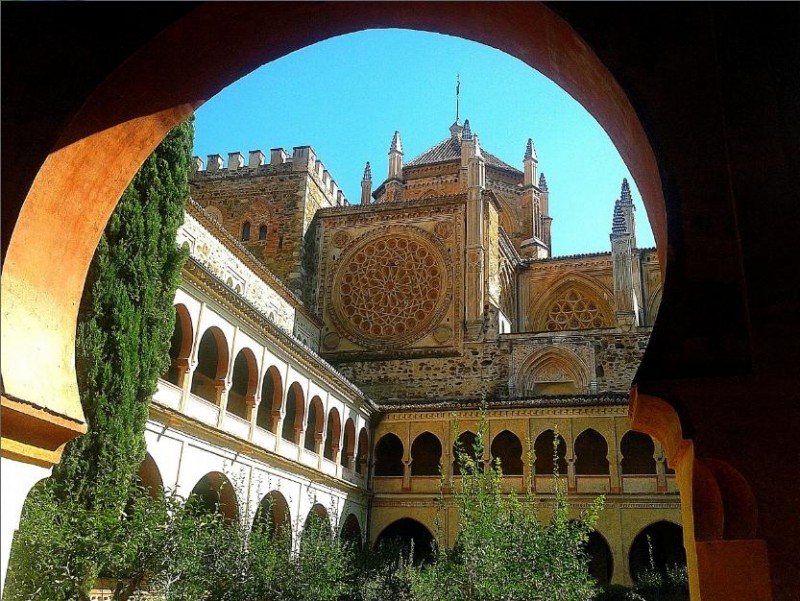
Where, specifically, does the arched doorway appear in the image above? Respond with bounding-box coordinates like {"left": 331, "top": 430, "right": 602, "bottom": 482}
{"left": 188, "top": 472, "right": 238, "bottom": 523}
{"left": 629, "top": 521, "right": 686, "bottom": 583}
{"left": 375, "top": 518, "right": 436, "bottom": 564}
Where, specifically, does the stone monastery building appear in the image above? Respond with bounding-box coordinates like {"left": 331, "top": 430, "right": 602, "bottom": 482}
{"left": 147, "top": 117, "right": 681, "bottom": 587}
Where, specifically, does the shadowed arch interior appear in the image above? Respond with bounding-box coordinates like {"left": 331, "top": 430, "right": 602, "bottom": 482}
{"left": 586, "top": 530, "right": 614, "bottom": 587}
{"left": 533, "top": 429, "right": 567, "bottom": 476}
{"left": 375, "top": 518, "right": 436, "bottom": 565}
{"left": 137, "top": 453, "right": 164, "bottom": 499}
{"left": 189, "top": 472, "right": 238, "bottom": 523}
{"left": 227, "top": 348, "right": 257, "bottom": 419}
{"left": 252, "top": 490, "right": 291, "bottom": 545}
{"left": 574, "top": 428, "right": 610, "bottom": 475}
{"left": 410, "top": 431, "right": 442, "bottom": 476}
{"left": 374, "top": 433, "right": 404, "bottom": 477}
{"left": 453, "top": 431, "right": 479, "bottom": 476}
{"left": 282, "top": 382, "right": 305, "bottom": 443}
{"left": 629, "top": 521, "right": 686, "bottom": 581}
{"left": 340, "top": 513, "right": 362, "bottom": 550}
{"left": 491, "top": 430, "right": 524, "bottom": 476}
{"left": 256, "top": 365, "right": 282, "bottom": 432}
{"left": 356, "top": 428, "right": 369, "bottom": 475}
{"left": 191, "top": 327, "right": 229, "bottom": 404}
{"left": 342, "top": 418, "right": 356, "bottom": 468}
{"left": 304, "top": 396, "right": 324, "bottom": 451}
{"left": 163, "top": 303, "right": 193, "bottom": 386}
{"left": 323, "top": 407, "right": 341, "bottom": 461}
{"left": 621, "top": 431, "right": 657, "bottom": 475}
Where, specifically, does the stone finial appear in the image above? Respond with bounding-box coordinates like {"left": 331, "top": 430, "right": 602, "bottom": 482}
{"left": 228, "top": 152, "right": 244, "bottom": 170}
{"left": 524, "top": 138, "right": 537, "bottom": 161}
{"left": 473, "top": 134, "right": 483, "bottom": 159}
{"left": 192, "top": 156, "right": 204, "bottom": 172}
{"left": 539, "top": 172, "right": 549, "bottom": 192}
{"left": 207, "top": 154, "right": 223, "bottom": 172}
{"left": 362, "top": 161, "right": 372, "bottom": 181}
{"left": 462, "top": 119, "right": 473, "bottom": 140}
{"left": 248, "top": 150, "right": 265, "bottom": 168}
{"left": 620, "top": 178, "right": 633, "bottom": 205}
{"left": 449, "top": 120, "right": 463, "bottom": 139}
{"left": 388, "top": 131, "right": 403, "bottom": 155}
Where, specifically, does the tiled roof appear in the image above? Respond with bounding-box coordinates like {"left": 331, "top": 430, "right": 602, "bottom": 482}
{"left": 406, "top": 135, "right": 521, "bottom": 173}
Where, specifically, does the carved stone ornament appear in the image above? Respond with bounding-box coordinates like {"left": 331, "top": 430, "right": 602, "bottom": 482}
{"left": 322, "top": 331, "right": 341, "bottom": 350}
{"left": 330, "top": 226, "right": 451, "bottom": 350}
{"left": 434, "top": 221, "right": 453, "bottom": 240}
{"left": 332, "top": 229, "right": 351, "bottom": 248}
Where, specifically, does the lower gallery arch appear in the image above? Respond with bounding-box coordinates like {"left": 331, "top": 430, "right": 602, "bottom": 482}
{"left": 302, "top": 503, "right": 332, "bottom": 543}
{"left": 188, "top": 472, "right": 238, "bottom": 524}
{"left": 628, "top": 521, "right": 686, "bottom": 583}
{"left": 252, "top": 490, "right": 292, "bottom": 546}
{"left": 339, "top": 513, "right": 362, "bottom": 550}
{"left": 374, "top": 518, "right": 436, "bottom": 564}
{"left": 137, "top": 453, "right": 164, "bottom": 499}
{"left": 585, "top": 530, "right": 614, "bottom": 587}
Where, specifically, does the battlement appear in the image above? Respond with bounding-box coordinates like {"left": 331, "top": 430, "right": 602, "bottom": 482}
{"left": 192, "top": 145, "right": 349, "bottom": 206}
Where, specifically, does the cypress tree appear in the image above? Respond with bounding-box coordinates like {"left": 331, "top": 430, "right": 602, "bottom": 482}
{"left": 5, "top": 118, "right": 194, "bottom": 600}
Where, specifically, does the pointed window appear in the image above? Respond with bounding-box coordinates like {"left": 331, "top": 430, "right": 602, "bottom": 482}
{"left": 258, "top": 224, "right": 268, "bottom": 241}
{"left": 241, "top": 221, "right": 251, "bottom": 241}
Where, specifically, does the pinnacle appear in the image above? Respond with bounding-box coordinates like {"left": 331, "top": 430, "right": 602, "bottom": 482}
{"left": 388, "top": 131, "right": 403, "bottom": 154}
{"left": 538, "top": 172, "right": 548, "bottom": 192}
{"left": 524, "top": 138, "right": 537, "bottom": 160}
{"left": 620, "top": 178, "right": 633, "bottom": 205}
{"left": 362, "top": 161, "right": 372, "bottom": 181}
{"left": 462, "top": 119, "right": 473, "bottom": 140}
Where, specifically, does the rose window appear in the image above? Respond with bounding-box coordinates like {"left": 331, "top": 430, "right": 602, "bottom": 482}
{"left": 546, "top": 289, "right": 606, "bottom": 331}
{"left": 332, "top": 231, "right": 449, "bottom": 349}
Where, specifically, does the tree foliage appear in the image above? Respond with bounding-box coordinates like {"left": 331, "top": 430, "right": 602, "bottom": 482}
{"left": 4, "top": 119, "right": 194, "bottom": 601}
{"left": 411, "top": 410, "right": 604, "bottom": 601}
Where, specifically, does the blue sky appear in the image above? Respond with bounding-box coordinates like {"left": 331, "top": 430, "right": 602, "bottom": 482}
{"left": 193, "top": 29, "right": 655, "bottom": 256}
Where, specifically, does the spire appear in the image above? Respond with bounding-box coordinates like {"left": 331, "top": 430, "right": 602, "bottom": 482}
{"left": 620, "top": 177, "right": 633, "bottom": 205}
{"left": 538, "top": 172, "right": 548, "bottom": 191}
{"left": 388, "top": 131, "right": 403, "bottom": 155}
{"left": 462, "top": 119, "right": 473, "bottom": 140}
{"left": 361, "top": 161, "right": 372, "bottom": 205}
{"left": 523, "top": 137, "right": 538, "bottom": 186}
{"left": 524, "top": 138, "right": 537, "bottom": 161}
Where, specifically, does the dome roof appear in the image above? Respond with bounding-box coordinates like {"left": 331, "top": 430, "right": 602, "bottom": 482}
{"left": 406, "top": 131, "right": 521, "bottom": 174}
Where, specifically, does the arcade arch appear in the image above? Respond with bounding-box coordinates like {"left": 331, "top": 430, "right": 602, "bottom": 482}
{"left": 256, "top": 366, "right": 282, "bottom": 432}
{"left": 410, "top": 432, "right": 442, "bottom": 476}
{"left": 163, "top": 304, "right": 193, "bottom": 387}
{"left": 490, "top": 430, "right": 524, "bottom": 476}
{"left": 374, "top": 433, "right": 404, "bottom": 477}
{"left": 282, "top": 382, "right": 305, "bottom": 444}
{"left": 227, "top": 348, "right": 257, "bottom": 420}
{"left": 190, "top": 327, "right": 229, "bottom": 404}
{"left": 574, "top": 428, "right": 610, "bottom": 475}
{"left": 188, "top": 472, "right": 238, "bottom": 523}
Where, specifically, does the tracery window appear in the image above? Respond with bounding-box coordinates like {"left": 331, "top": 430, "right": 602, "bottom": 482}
{"left": 546, "top": 289, "right": 606, "bottom": 331}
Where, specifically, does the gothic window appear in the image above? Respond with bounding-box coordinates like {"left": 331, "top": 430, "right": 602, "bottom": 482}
{"left": 546, "top": 289, "right": 606, "bottom": 331}
{"left": 241, "top": 221, "right": 251, "bottom": 241}
{"left": 258, "top": 224, "right": 268, "bottom": 241}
